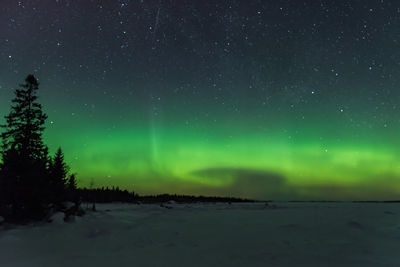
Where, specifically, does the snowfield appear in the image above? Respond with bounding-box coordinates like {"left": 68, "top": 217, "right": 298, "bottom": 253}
{"left": 0, "top": 202, "right": 399, "bottom": 267}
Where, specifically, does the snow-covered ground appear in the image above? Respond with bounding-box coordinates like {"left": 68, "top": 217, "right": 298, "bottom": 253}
{"left": 0, "top": 202, "right": 399, "bottom": 266}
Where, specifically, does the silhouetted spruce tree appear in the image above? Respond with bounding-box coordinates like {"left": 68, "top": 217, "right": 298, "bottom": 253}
{"left": 49, "top": 147, "right": 69, "bottom": 204}
{"left": 67, "top": 173, "right": 77, "bottom": 191}
{"left": 0, "top": 75, "right": 50, "bottom": 220}
{"left": 67, "top": 173, "right": 78, "bottom": 203}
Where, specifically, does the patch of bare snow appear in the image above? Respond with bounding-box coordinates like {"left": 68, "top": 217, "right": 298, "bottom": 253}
{"left": 0, "top": 202, "right": 399, "bottom": 266}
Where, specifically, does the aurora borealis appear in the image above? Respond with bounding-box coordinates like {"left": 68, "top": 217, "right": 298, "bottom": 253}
{"left": 1, "top": 1, "right": 400, "bottom": 200}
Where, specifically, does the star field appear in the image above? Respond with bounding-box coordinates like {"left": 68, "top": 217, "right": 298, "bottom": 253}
{"left": 1, "top": 0, "right": 400, "bottom": 200}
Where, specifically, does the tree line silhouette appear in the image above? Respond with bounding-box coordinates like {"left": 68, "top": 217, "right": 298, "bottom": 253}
{"left": 0, "top": 75, "right": 252, "bottom": 223}
{"left": 0, "top": 75, "right": 78, "bottom": 221}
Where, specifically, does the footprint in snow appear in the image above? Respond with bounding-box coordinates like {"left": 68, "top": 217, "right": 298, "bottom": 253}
{"left": 347, "top": 221, "right": 363, "bottom": 230}
{"left": 384, "top": 211, "right": 395, "bottom": 215}
{"left": 86, "top": 228, "right": 110, "bottom": 239}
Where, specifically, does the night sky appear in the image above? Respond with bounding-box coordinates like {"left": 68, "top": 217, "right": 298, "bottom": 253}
{"left": 1, "top": 0, "right": 400, "bottom": 200}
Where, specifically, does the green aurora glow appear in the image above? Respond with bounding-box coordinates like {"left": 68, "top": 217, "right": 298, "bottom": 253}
{"left": 41, "top": 104, "right": 400, "bottom": 200}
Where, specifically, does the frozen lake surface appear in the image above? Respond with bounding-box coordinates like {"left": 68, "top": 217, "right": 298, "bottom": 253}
{"left": 0, "top": 202, "right": 399, "bottom": 266}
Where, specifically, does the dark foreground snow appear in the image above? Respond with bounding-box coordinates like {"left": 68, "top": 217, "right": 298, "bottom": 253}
{"left": 0, "top": 202, "right": 399, "bottom": 267}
